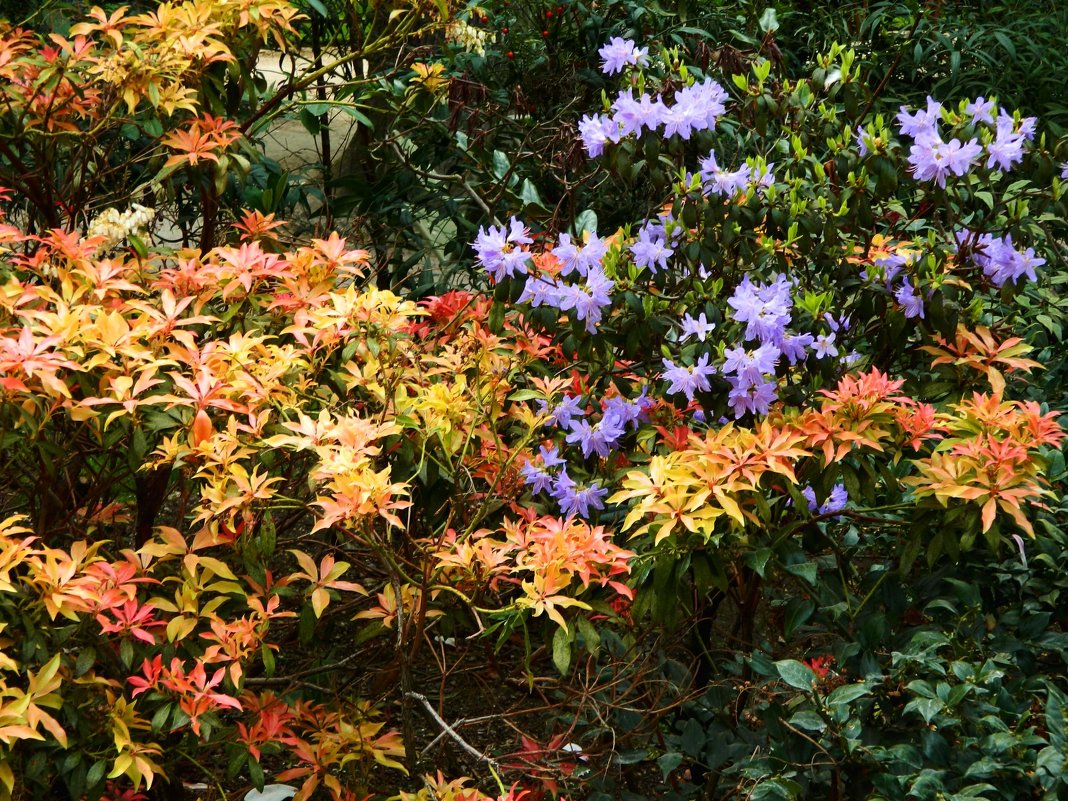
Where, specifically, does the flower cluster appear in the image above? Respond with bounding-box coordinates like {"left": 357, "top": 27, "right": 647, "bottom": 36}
{"left": 955, "top": 229, "right": 1045, "bottom": 286}
{"left": 86, "top": 204, "right": 156, "bottom": 251}
{"left": 597, "top": 37, "right": 649, "bottom": 75}
{"left": 899, "top": 96, "right": 1036, "bottom": 187}
{"left": 524, "top": 391, "right": 651, "bottom": 519}
{"left": 445, "top": 18, "right": 493, "bottom": 56}
{"left": 578, "top": 77, "right": 728, "bottom": 156}
{"left": 700, "top": 150, "right": 775, "bottom": 198}
{"left": 472, "top": 217, "right": 533, "bottom": 282}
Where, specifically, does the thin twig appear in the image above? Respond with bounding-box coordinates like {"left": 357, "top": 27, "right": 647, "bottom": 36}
{"left": 405, "top": 691, "right": 500, "bottom": 770}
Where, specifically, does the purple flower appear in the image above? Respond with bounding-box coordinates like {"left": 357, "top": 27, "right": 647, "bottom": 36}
{"left": 679, "top": 312, "right": 715, "bottom": 342}
{"left": 908, "top": 133, "right": 982, "bottom": 187}
{"left": 552, "top": 469, "right": 607, "bottom": 519}
{"left": 727, "top": 274, "right": 792, "bottom": 343}
{"left": 722, "top": 342, "right": 780, "bottom": 387}
{"left": 565, "top": 409, "right": 626, "bottom": 459}
{"left": 554, "top": 231, "right": 608, "bottom": 277}
{"left": 856, "top": 128, "right": 877, "bottom": 157}
{"left": 1060, "top": 162, "right": 1068, "bottom": 180}
{"left": 660, "top": 79, "right": 728, "bottom": 139}
{"left": 819, "top": 484, "right": 848, "bottom": 515}
{"left": 629, "top": 223, "right": 674, "bottom": 273}
{"left": 897, "top": 96, "right": 943, "bottom": 139}
{"left": 779, "top": 332, "right": 814, "bottom": 365}
{"left": 965, "top": 97, "right": 996, "bottom": 126}
{"left": 958, "top": 230, "right": 1044, "bottom": 286}
{"left": 540, "top": 394, "right": 584, "bottom": 428}
{"left": 813, "top": 332, "right": 838, "bottom": 359}
{"left": 611, "top": 89, "right": 665, "bottom": 137}
{"left": 997, "top": 108, "right": 1036, "bottom": 142}
{"left": 985, "top": 128, "right": 1025, "bottom": 172}
{"left": 726, "top": 375, "right": 778, "bottom": 418}
{"left": 750, "top": 161, "right": 775, "bottom": 193}
{"left": 557, "top": 265, "right": 614, "bottom": 333}
{"left": 603, "top": 390, "right": 652, "bottom": 429}
{"left": 662, "top": 354, "right": 716, "bottom": 402}
{"left": 472, "top": 217, "right": 533, "bottom": 281}
{"left": 598, "top": 37, "right": 649, "bottom": 75}
{"left": 802, "top": 484, "right": 848, "bottom": 515}
{"left": 895, "top": 277, "right": 925, "bottom": 319}
{"left": 700, "top": 149, "right": 751, "bottom": 197}
{"left": 578, "top": 113, "right": 619, "bottom": 158}
{"left": 521, "top": 461, "right": 555, "bottom": 495}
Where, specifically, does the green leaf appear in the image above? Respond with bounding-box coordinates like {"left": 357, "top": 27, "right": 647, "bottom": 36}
{"left": 75, "top": 647, "right": 96, "bottom": 677}
{"left": 789, "top": 710, "right": 826, "bottom": 731}
{"left": 657, "top": 752, "right": 684, "bottom": 781}
{"left": 576, "top": 616, "right": 601, "bottom": 657}
{"left": 86, "top": 761, "right": 106, "bottom": 790}
{"left": 775, "top": 659, "right": 817, "bottom": 691}
{"left": 680, "top": 717, "right": 705, "bottom": 757}
{"left": 826, "top": 683, "right": 870, "bottom": 706}
{"left": 552, "top": 625, "right": 572, "bottom": 675}
{"left": 119, "top": 638, "right": 134, "bottom": 669}
{"left": 759, "top": 7, "right": 779, "bottom": 33}
{"left": 784, "top": 598, "right": 815, "bottom": 638}
{"left": 745, "top": 548, "right": 773, "bottom": 577}
{"left": 784, "top": 560, "right": 818, "bottom": 586}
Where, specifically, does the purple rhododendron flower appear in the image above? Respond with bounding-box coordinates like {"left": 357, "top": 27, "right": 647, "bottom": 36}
{"left": 985, "top": 127, "right": 1025, "bottom": 172}
{"left": 472, "top": 217, "right": 533, "bottom": 281}
{"left": 603, "top": 390, "right": 652, "bottom": 429}
{"left": 779, "top": 332, "right": 814, "bottom": 365}
{"left": 956, "top": 229, "right": 1044, "bottom": 286}
{"left": 700, "top": 149, "right": 751, "bottom": 197}
{"left": 750, "top": 161, "right": 775, "bottom": 193}
{"left": 662, "top": 354, "right": 716, "bottom": 402}
{"left": 629, "top": 223, "right": 674, "bottom": 273}
{"left": 578, "top": 114, "right": 619, "bottom": 158}
{"left": 820, "top": 484, "right": 849, "bottom": 515}
{"left": 726, "top": 375, "right": 778, "bottom": 418}
{"left": 555, "top": 231, "right": 608, "bottom": 277}
{"left": 895, "top": 277, "right": 925, "bottom": 319}
{"left": 565, "top": 409, "right": 626, "bottom": 458}
{"left": 965, "top": 96, "right": 996, "bottom": 125}
{"left": 802, "top": 484, "right": 848, "bottom": 515}
{"left": 660, "top": 79, "right": 728, "bottom": 139}
{"left": 813, "top": 332, "right": 838, "bottom": 359}
{"left": 551, "top": 469, "right": 607, "bottom": 518}
{"left": 897, "top": 96, "right": 943, "bottom": 139}
{"left": 722, "top": 342, "right": 781, "bottom": 385}
{"left": 908, "top": 132, "right": 982, "bottom": 187}
{"left": 727, "top": 274, "right": 792, "bottom": 343}
{"left": 598, "top": 37, "right": 649, "bottom": 75}
{"left": 612, "top": 89, "right": 665, "bottom": 137}
{"left": 556, "top": 265, "right": 614, "bottom": 333}
{"left": 856, "top": 128, "right": 877, "bottom": 157}
{"left": 679, "top": 312, "right": 715, "bottom": 342}
{"left": 540, "top": 394, "right": 584, "bottom": 428}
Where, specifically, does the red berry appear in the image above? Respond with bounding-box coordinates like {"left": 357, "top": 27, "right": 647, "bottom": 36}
{"left": 556, "top": 4, "right": 563, "bottom": 11}
{"left": 542, "top": 29, "right": 548, "bottom": 36}
{"left": 546, "top": 9, "right": 553, "bottom": 16}
{"left": 481, "top": 15, "right": 488, "bottom": 22}
{"left": 502, "top": 26, "right": 508, "bottom": 33}
{"left": 507, "top": 51, "right": 514, "bottom": 57}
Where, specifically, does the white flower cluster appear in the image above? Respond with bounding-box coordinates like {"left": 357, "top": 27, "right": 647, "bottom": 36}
{"left": 86, "top": 204, "right": 156, "bottom": 252}
{"left": 446, "top": 20, "right": 493, "bottom": 56}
